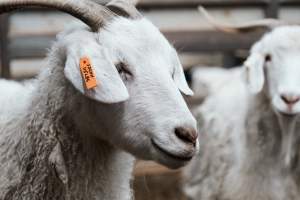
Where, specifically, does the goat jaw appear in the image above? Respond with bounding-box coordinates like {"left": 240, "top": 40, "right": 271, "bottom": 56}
{"left": 277, "top": 114, "right": 298, "bottom": 170}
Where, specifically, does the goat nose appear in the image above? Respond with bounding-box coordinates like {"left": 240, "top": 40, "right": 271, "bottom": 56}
{"left": 175, "top": 127, "right": 198, "bottom": 146}
{"left": 281, "top": 94, "right": 300, "bottom": 105}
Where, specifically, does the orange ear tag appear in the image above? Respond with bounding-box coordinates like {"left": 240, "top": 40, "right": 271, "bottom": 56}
{"left": 80, "top": 57, "right": 98, "bottom": 90}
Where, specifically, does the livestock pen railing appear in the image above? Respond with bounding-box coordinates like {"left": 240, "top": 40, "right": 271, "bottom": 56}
{"left": 0, "top": 1, "right": 300, "bottom": 199}
{"left": 1, "top": 0, "right": 300, "bottom": 79}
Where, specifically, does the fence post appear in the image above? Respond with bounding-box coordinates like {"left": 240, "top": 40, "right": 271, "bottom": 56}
{"left": 265, "top": 0, "right": 279, "bottom": 18}
{"left": 0, "top": 14, "right": 10, "bottom": 79}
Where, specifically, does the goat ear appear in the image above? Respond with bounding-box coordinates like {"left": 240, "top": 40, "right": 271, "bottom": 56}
{"left": 173, "top": 59, "right": 194, "bottom": 96}
{"left": 244, "top": 53, "right": 265, "bottom": 94}
{"left": 64, "top": 43, "right": 129, "bottom": 104}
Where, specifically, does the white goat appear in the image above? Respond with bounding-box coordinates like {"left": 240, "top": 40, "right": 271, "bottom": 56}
{"left": 0, "top": 1, "right": 198, "bottom": 199}
{"left": 184, "top": 16, "right": 300, "bottom": 200}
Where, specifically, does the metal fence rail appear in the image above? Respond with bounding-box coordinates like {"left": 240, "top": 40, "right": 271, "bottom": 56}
{"left": 1, "top": 0, "right": 300, "bottom": 78}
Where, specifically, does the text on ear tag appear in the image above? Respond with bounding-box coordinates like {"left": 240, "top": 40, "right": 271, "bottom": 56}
{"left": 80, "top": 57, "right": 97, "bottom": 90}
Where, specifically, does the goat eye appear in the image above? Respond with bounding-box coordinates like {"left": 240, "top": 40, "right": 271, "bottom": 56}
{"left": 265, "top": 54, "right": 272, "bottom": 62}
{"left": 115, "top": 62, "right": 133, "bottom": 81}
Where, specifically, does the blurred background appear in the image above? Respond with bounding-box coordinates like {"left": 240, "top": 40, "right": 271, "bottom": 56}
{"left": 0, "top": 0, "right": 300, "bottom": 199}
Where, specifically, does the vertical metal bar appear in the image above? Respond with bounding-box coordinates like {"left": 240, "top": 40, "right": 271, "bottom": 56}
{"left": 222, "top": 52, "right": 239, "bottom": 68}
{"left": 0, "top": 14, "right": 10, "bottom": 79}
{"left": 265, "top": 0, "right": 279, "bottom": 18}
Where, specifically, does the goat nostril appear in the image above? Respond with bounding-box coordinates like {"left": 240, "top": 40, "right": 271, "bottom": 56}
{"left": 281, "top": 95, "right": 300, "bottom": 105}
{"left": 175, "top": 127, "right": 198, "bottom": 146}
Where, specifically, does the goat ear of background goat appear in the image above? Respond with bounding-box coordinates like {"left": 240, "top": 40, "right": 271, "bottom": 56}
{"left": 244, "top": 51, "right": 265, "bottom": 94}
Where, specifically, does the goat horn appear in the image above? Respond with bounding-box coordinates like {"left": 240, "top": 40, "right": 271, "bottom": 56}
{"left": 0, "top": 0, "right": 114, "bottom": 32}
{"left": 199, "top": 6, "right": 290, "bottom": 33}
{"left": 107, "top": 0, "right": 142, "bottom": 19}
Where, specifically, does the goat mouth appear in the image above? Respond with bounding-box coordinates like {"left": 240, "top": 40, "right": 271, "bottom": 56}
{"left": 278, "top": 110, "right": 298, "bottom": 117}
{"left": 151, "top": 139, "right": 193, "bottom": 162}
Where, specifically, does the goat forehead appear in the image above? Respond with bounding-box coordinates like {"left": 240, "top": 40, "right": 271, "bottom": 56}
{"left": 100, "top": 17, "right": 172, "bottom": 54}
{"left": 262, "top": 26, "right": 300, "bottom": 51}
{"left": 98, "top": 17, "right": 175, "bottom": 73}
{"left": 269, "top": 48, "right": 300, "bottom": 62}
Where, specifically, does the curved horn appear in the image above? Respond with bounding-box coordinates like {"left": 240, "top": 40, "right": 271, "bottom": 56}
{"left": 0, "top": 0, "right": 114, "bottom": 32}
{"left": 107, "top": 0, "right": 141, "bottom": 19}
{"left": 199, "top": 6, "right": 289, "bottom": 33}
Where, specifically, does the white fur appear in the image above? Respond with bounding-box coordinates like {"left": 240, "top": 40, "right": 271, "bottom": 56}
{"left": 184, "top": 26, "right": 300, "bottom": 200}
{"left": 0, "top": 16, "right": 197, "bottom": 200}
{"left": 190, "top": 67, "right": 240, "bottom": 104}
{"left": 0, "top": 80, "right": 34, "bottom": 114}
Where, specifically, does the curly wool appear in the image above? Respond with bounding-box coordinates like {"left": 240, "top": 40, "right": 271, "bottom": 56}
{"left": 0, "top": 44, "right": 134, "bottom": 200}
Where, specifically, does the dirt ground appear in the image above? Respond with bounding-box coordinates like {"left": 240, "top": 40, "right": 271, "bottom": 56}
{"left": 134, "top": 170, "right": 187, "bottom": 200}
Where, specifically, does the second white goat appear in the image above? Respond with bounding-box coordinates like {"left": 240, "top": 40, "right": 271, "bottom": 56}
{"left": 184, "top": 23, "right": 300, "bottom": 200}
